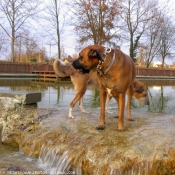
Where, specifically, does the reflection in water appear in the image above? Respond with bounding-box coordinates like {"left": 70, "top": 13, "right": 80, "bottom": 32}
{"left": 141, "top": 79, "right": 175, "bottom": 114}
{"left": 148, "top": 85, "right": 175, "bottom": 114}
{"left": 1, "top": 78, "right": 175, "bottom": 113}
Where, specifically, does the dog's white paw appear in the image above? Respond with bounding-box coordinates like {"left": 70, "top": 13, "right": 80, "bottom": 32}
{"left": 79, "top": 105, "right": 85, "bottom": 113}
{"left": 68, "top": 108, "right": 74, "bottom": 118}
{"left": 68, "top": 115, "right": 74, "bottom": 119}
{"left": 106, "top": 109, "right": 113, "bottom": 114}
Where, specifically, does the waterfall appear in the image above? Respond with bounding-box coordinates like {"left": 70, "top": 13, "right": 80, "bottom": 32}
{"left": 38, "top": 144, "right": 82, "bottom": 175}
{"left": 37, "top": 144, "right": 154, "bottom": 175}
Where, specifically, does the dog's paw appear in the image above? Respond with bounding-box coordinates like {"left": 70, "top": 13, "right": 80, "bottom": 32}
{"left": 106, "top": 110, "right": 113, "bottom": 114}
{"left": 107, "top": 111, "right": 113, "bottom": 114}
{"left": 117, "top": 128, "right": 124, "bottom": 132}
{"left": 128, "top": 118, "right": 135, "bottom": 121}
{"left": 114, "top": 116, "right": 119, "bottom": 118}
{"left": 68, "top": 115, "right": 74, "bottom": 119}
{"left": 96, "top": 125, "right": 105, "bottom": 130}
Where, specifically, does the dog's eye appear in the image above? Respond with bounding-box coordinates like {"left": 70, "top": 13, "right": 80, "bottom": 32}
{"left": 139, "top": 89, "right": 143, "bottom": 93}
{"left": 79, "top": 55, "right": 83, "bottom": 60}
{"left": 135, "top": 88, "right": 143, "bottom": 93}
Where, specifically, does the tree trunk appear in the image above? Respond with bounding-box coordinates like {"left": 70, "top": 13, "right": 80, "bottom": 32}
{"left": 130, "top": 34, "right": 134, "bottom": 60}
{"left": 10, "top": 36, "right": 15, "bottom": 63}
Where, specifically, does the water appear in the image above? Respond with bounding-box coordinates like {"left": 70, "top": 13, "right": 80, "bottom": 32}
{"left": 1, "top": 78, "right": 175, "bottom": 174}
{"left": 38, "top": 144, "right": 79, "bottom": 175}
{"left": 0, "top": 78, "right": 102, "bottom": 109}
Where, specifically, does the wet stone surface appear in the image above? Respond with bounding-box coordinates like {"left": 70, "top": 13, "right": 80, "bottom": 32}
{"left": 16, "top": 108, "right": 175, "bottom": 174}
{"left": 1, "top": 96, "right": 175, "bottom": 174}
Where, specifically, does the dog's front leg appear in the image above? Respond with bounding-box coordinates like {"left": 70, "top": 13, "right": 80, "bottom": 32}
{"left": 117, "top": 93, "right": 125, "bottom": 131}
{"left": 96, "top": 88, "right": 107, "bottom": 130}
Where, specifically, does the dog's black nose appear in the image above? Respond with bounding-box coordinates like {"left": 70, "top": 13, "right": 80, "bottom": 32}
{"left": 72, "top": 60, "right": 90, "bottom": 74}
{"left": 72, "top": 60, "right": 79, "bottom": 69}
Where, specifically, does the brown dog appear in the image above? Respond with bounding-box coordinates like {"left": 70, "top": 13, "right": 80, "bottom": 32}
{"left": 53, "top": 59, "right": 148, "bottom": 120}
{"left": 72, "top": 45, "right": 136, "bottom": 131}
{"left": 53, "top": 59, "right": 101, "bottom": 118}
{"left": 106, "top": 79, "right": 149, "bottom": 118}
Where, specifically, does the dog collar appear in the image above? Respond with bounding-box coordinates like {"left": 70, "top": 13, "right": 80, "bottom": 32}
{"left": 96, "top": 47, "right": 115, "bottom": 76}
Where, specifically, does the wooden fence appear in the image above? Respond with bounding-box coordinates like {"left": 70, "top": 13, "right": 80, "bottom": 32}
{"left": 0, "top": 63, "right": 31, "bottom": 73}
{"left": 0, "top": 62, "right": 175, "bottom": 77}
{"left": 136, "top": 67, "right": 175, "bottom": 77}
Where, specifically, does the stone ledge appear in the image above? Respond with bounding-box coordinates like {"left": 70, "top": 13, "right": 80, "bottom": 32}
{"left": 0, "top": 92, "right": 41, "bottom": 105}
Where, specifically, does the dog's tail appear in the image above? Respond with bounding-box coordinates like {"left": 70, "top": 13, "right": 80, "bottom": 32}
{"left": 53, "top": 59, "right": 75, "bottom": 77}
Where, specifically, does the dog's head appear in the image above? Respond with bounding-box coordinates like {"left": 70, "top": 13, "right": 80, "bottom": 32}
{"left": 72, "top": 45, "right": 104, "bottom": 74}
{"left": 133, "top": 80, "right": 149, "bottom": 105}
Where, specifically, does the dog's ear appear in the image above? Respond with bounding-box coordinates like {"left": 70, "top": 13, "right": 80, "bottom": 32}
{"left": 88, "top": 49, "right": 103, "bottom": 61}
{"left": 133, "top": 81, "right": 137, "bottom": 89}
{"left": 133, "top": 81, "right": 140, "bottom": 92}
{"left": 133, "top": 81, "right": 144, "bottom": 93}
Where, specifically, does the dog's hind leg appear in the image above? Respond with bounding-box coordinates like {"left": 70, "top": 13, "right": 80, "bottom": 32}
{"left": 116, "top": 93, "right": 125, "bottom": 131}
{"left": 126, "top": 86, "right": 135, "bottom": 121}
{"left": 78, "top": 98, "right": 85, "bottom": 112}
{"left": 69, "top": 90, "right": 86, "bottom": 118}
{"left": 113, "top": 96, "right": 119, "bottom": 118}
{"left": 106, "top": 93, "right": 113, "bottom": 113}
{"left": 68, "top": 108, "right": 74, "bottom": 118}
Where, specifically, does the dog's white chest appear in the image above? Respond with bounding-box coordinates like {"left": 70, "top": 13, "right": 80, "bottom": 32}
{"left": 107, "top": 88, "right": 112, "bottom": 96}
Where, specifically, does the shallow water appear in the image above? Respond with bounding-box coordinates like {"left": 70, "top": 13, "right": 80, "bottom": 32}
{"left": 0, "top": 78, "right": 175, "bottom": 173}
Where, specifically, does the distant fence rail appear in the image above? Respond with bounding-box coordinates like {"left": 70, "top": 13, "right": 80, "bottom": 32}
{"left": 0, "top": 62, "right": 175, "bottom": 77}
{"left": 0, "top": 63, "right": 31, "bottom": 73}
{"left": 137, "top": 67, "right": 175, "bottom": 77}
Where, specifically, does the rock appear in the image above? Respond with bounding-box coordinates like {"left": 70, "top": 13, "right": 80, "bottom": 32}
{"left": 0, "top": 97, "right": 20, "bottom": 110}
{"left": 168, "top": 147, "right": 175, "bottom": 157}
{"left": 1, "top": 103, "right": 175, "bottom": 174}
{"left": 17, "top": 109, "right": 175, "bottom": 174}
{"left": 7, "top": 164, "right": 25, "bottom": 172}
{"left": 0, "top": 92, "right": 41, "bottom": 105}
{"left": 0, "top": 94, "right": 42, "bottom": 145}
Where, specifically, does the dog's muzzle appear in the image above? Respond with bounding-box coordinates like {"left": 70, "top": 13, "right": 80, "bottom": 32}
{"left": 72, "top": 60, "right": 90, "bottom": 74}
{"left": 145, "top": 97, "right": 149, "bottom": 105}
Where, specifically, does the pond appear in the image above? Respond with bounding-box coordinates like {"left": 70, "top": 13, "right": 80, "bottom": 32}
{"left": 1, "top": 78, "right": 175, "bottom": 113}
{"left": 0, "top": 78, "right": 175, "bottom": 173}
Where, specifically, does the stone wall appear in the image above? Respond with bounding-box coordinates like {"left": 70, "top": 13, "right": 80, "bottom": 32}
{"left": 0, "top": 96, "right": 42, "bottom": 145}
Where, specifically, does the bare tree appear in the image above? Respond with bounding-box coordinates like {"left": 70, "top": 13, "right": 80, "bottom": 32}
{"left": 141, "top": 6, "right": 175, "bottom": 68}
{"left": 0, "top": 29, "right": 8, "bottom": 58}
{"left": 157, "top": 16, "right": 175, "bottom": 68}
{"left": 42, "top": 0, "right": 66, "bottom": 59}
{"left": 14, "top": 29, "right": 48, "bottom": 63}
{"left": 67, "top": 0, "right": 121, "bottom": 49}
{"left": 140, "top": 9, "right": 163, "bottom": 68}
{"left": 24, "top": 33, "right": 39, "bottom": 62}
{"left": 120, "top": 0, "right": 159, "bottom": 61}
{"left": 0, "top": 0, "right": 43, "bottom": 63}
